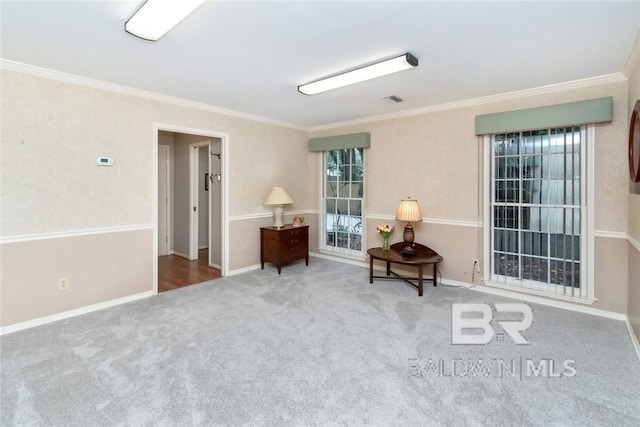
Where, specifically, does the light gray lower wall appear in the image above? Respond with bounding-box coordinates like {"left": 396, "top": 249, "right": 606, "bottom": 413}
{"left": 593, "top": 236, "right": 629, "bottom": 314}
{"left": 365, "top": 221, "right": 629, "bottom": 314}
{"left": 0, "top": 228, "right": 153, "bottom": 327}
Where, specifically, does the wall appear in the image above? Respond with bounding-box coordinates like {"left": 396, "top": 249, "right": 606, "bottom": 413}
{"left": 627, "top": 36, "right": 640, "bottom": 342}
{"left": 310, "top": 79, "right": 630, "bottom": 313}
{"left": 0, "top": 67, "right": 309, "bottom": 328}
{"left": 1, "top": 61, "right": 635, "bottom": 329}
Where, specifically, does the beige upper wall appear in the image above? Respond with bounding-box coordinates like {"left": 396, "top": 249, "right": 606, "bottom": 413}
{"left": 2, "top": 67, "right": 629, "bottom": 237}
{"left": 627, "top": 41, "right": 640, "bottom": 244}
{"left": 626, "top": 33, "right": 640, "bottom": 340}
{"left": 0, "top": 69, "right": 309, "bottom": 238}
{"left": 310, "top": 80, "right": 630, "bottom": 233}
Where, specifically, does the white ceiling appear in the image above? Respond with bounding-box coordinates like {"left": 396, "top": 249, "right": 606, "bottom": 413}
{"left": 2, "top": 1, "right": 639, "bottom": 128}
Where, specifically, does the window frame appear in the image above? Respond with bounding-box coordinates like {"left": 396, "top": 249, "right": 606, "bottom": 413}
{"left": 482, "top": 125, "right": 595, "bottom": 303}
{"left": 318, "top": 148, "right": 366, "bottom": 259}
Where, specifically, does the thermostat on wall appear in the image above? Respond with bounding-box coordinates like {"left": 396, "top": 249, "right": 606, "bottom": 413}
{"left": 97, "top": 156, "right": 113, "bottom": 166}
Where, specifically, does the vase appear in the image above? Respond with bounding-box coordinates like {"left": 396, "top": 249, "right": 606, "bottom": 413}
{"left": 382, "top": 235, "right": 390, "bottom": 250}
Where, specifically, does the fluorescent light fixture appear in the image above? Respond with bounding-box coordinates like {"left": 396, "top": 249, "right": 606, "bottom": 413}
{"left": 125, "top": 0, "right": 207, "bottom": 41}
{"left": 298, "top": 53, "right": 418, "bottom": 95}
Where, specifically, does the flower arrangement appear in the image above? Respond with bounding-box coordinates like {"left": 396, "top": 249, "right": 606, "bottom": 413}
{"left": 376, "top": 224, "right": 395, "bottom": 237}
{"left": 376, "top": 224, "right": 395, "bottom": 250}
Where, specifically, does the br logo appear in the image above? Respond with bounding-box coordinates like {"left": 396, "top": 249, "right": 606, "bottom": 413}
{"left": 451, "top": 303, "right": 533, "bottom": 345}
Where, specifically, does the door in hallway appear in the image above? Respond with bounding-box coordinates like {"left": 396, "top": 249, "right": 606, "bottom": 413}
{"left": 158, "top": 145, "right": 170, "bottom": 256}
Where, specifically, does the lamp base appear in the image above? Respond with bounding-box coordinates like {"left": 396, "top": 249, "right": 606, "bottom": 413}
{"left": 401, "top": 223, "right": 416, "bottom": 257}
{"left": 401, "top": 244, "right": 416, "bottom": 256}
{"left": 272, "top": 205, "right": 285, "bottom": 229}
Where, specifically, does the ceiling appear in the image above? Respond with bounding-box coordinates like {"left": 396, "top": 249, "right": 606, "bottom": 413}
{"left": 2, "top": 1, "right": 639, "bottom": 129}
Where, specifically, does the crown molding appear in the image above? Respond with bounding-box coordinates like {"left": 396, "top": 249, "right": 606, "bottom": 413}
{"left": 622, "top": 30, "right": 640, "bottom": 78}
{"left": 0, "top": 59, "right": 306, "bottom": 131}
{"left": 1, "top": 58, "right": 629, "bottom": 134}
{"left": 309, "top": 73, "right": 627, "bottom": 132}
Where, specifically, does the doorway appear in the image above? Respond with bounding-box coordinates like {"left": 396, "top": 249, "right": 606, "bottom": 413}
{"left": 154, "top": 125, "right": 228, "bottom": 293}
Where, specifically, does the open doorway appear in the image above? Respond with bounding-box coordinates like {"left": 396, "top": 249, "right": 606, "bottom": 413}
{"left": 155, "top": 126, "right": 227, "bottom": 293}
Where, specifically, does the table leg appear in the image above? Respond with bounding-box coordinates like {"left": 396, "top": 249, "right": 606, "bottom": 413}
{"left": 433, "top": 264, "right": 438, "bottom": 287}
{"left": 369, "top": 256, "right": 374, "bottom": 284}
{"left": 418, "top": 265, "right": 423, "bottom": 296}
{"left": 386, "top": 261, "right": 391, "bottom": 276}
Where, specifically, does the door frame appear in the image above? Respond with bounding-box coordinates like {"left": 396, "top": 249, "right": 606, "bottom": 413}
{"left": 158, "top": 144, "right": 171, "bottom": 256}
{"left": 152, "top": 123, "right": 229, "bottom": 294}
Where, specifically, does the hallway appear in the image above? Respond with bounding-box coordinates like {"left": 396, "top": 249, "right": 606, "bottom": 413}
{"left": 158, "top": 249, "right": 221, "bottom": 292}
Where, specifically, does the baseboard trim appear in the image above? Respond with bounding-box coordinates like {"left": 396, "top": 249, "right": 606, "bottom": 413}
{"left": 0, "top": 291, "right": 154, "bottom": 336}
{"left": 171, "top": 251, "right": 191, "bottom": 260}
{"left": 628, "top": 234, "right": 640, "bottom": 253}
{"left": 469, "top": 283, "right": 625, "bottom": 320}
{"left": 625, "top": 318, "right": 640, "bottom": 362}
{"left": 226, "top": 264, "right": 262, "bottom": 276}
{"left": 312, "top": 253, "right": 628, "bottom": 322}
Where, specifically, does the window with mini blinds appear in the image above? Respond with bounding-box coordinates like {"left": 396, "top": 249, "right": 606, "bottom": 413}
{"left": 487, "top": 127, "right": 587, "bottom": 297}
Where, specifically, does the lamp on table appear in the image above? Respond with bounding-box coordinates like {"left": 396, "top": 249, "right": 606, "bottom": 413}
{"left": 395, "top": 197, "right": 423, "bottom": 256}
{"left": 263, "top": 187, "right": 294, "bottom": 229}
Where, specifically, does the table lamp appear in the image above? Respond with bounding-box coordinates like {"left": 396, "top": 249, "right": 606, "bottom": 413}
{"left": 395, "top": 197, "right": 423, "bottom": 256}
{"left": 264, "top": 187, "right": 294, "bottom": 229}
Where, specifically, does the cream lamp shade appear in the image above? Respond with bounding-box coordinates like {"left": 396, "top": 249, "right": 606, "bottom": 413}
{"left": 395, "top": 197, "right": 423, "bottom": 256}
{"left": 395, "top": 198, "right": 423, "bottom": 222}
{"left": 264, "top": 187, "right": 294, "bottom": 229}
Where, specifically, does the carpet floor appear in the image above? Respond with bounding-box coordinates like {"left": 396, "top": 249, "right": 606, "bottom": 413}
{"left": 1, "top": 258, "right": 639, "bottom": 426}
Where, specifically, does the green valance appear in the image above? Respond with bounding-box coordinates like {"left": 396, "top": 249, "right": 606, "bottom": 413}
{"left": 308, "top": 132, "right": 371, "bottom": 152}
{"left": 475, "top": 97, "right": 613, "bottom": 135}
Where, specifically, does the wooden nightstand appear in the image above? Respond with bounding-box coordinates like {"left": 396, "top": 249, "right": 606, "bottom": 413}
{"left": 260, "top": 225, "right": 309, "bottom": 274}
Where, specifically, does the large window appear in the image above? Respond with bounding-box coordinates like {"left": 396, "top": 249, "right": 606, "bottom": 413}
{"left": 321, "top": 148, "right": 364, "bottom": 257}
{"left": 485, "top": 126, "right": 592, "bottom": 299}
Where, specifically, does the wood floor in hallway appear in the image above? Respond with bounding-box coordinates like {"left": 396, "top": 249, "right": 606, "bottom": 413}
{"left": 158, "top": 249, "right": 221, "bottom": 293}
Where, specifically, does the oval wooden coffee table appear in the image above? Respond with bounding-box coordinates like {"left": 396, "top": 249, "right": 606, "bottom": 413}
{"left": 367, "top": 242, "right": 443, "bottom": 296}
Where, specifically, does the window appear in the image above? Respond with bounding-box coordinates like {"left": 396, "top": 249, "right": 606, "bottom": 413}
{"left": 484, "top": 126, "right": 593, "bottom": 300}
{"left": 321, "top": 148, "right": 364, "bottom": 257}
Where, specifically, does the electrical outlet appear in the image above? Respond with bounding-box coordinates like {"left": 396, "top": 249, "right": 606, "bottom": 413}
{"left": 473, "top": 259, "right": 481, "bottom": 273}
{"left": 57, "top": 277, "right": 69, "bottom": 291}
